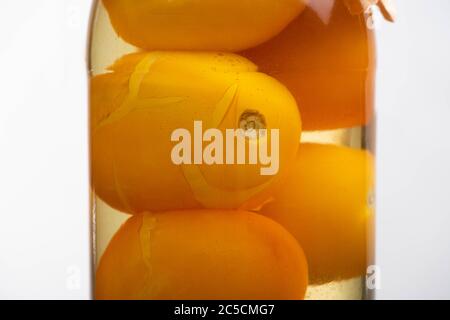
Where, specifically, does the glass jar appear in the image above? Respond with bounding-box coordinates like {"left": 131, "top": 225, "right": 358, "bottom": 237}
{"left": 88, "top": 0, "right": 394, "bottom": 300}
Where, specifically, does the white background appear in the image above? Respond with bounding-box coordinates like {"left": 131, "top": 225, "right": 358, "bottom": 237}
{"left": 0, "top": 0, "right": 449, "bottom": 300}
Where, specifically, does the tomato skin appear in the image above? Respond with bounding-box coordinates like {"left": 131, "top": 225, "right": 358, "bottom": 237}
{"left": 241, "top": 0, "right": 376, "bottom": 130}
{"left": 102, "top": 0, "right": 306, "bottom": 52}
{"left": 96, "top": 210, "right": 309, "bottom": 300}
{"left": 260, "top": 143, "right": 375, "bottom": 284}
{"left": 90, "top": 52, "right": 301, "bottom": 213}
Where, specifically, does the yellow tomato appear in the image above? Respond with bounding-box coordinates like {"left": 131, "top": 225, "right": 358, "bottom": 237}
{"left": 102, "top": 0, "right": 306, "bottom": 52}
{"left": 95, "top": 210, "right": 309, "bottom": 300}
{"left": 90, "top": 52, "right": 301, "bottom": 213}
{"left": 241, "top": 0, "right": 376, "bottom": 130}
{"left": 260, "top": 143, "right": 375, "bottom": 284}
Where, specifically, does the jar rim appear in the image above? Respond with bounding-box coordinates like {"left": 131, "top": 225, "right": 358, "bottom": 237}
{"left": 344, "top": 0, "right": 397, "bottom": 22}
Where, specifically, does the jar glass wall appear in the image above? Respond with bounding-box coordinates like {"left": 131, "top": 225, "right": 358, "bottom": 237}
{"left": 89, "top": 0, "right": 389, "bottom": 300}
